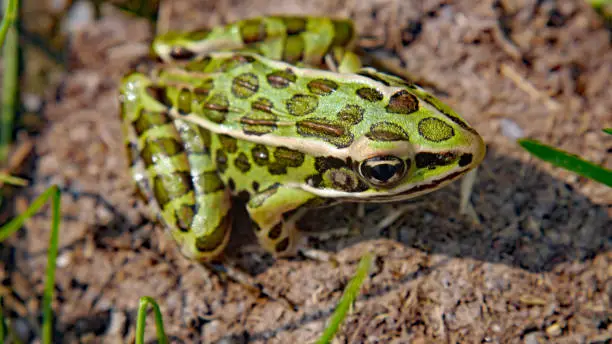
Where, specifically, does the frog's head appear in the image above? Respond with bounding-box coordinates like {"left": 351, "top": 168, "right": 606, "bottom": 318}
{"left": 301, "top": 69, "right": 486, "bottom": 202}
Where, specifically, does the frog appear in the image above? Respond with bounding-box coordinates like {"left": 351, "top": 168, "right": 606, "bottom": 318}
{"left": 118, "top": 16, "right": 486, "bottom": 262}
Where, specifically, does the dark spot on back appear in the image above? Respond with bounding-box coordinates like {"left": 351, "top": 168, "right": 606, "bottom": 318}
{"left": 336, "top": 104, "right": 364, "bottom": 125}
{"left": 356, "top": 87, "right": 384, "bottom": 102}
{"left": 251, "top": 144, "right": 270, "bottom": 166}
{"left": 307, "top": 79, "right": 339, "bottom": 96}
{"left": 234, "top": 152, "right": 252, "bottom": 173}
{"left": 366, "top": 122, "right": 410, "bottom": 141}
{"left": 386, "top": 90, "right": 419, "bottom": 114}
{"left": 267, "top": 69, "right": 297, "bottom": 88}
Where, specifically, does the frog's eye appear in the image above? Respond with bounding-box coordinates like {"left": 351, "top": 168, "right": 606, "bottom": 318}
{"left": 358, "top": 155, "right": 408, "bottom": 187}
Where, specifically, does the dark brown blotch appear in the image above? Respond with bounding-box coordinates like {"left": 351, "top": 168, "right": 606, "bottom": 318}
{"left": 266, "top": 69, "right": 297, "bottom": 88}
{"left": 242, "top": 98, "right": 277, "bottom": 136}
{"left": 356, "top": 87, "right": 384, "bottom": 102}
{"left": 297, "top": 120, "right": 345, "bottom": 137}
{"left": 202, "top": 93, "right": 229, "bottom": 123}
{"left": 415, "top": 152, "right": 458, "bottom": 169}
{"left": 307, "top": 78, "right": 339, "bottom": 96}
{"left": 251, "top": 144, "right": 270, "bottom": 166}
{"left": 274, "top": 147, "right": 305, "bottom": 168}
{"left": 336, "top": 104, "right": 364, "bottom": 125}
{"left": 297, "top": 118, "right": 354, "bottom": 148}
{"left": 218, "top": 134, "right": 238, "bottom": 153}
{"left": 267, "top": 162, "right": 287, "bottom": 175}
{"left": 215, "top": 149, "right": 228, "bottom": 173}
{"left": 231, "top": 73, "right": 259, "bottom": 99}
{"left": 286, "top": 94, "right": 319, "bottom": 116}
{"left": 386, "top": 90, "right": 419, "bottom": 114}
{"left": 315, "top": 156, "right": 347, "bottom": 173}
{"left": 234, "top": 152, "right": 252, "bottom": 173}
{"left": 251, "top": 97, "right": 274, "bottom": 113}
{"left": 366, "top": 122, "right": 410, "bottom": 141}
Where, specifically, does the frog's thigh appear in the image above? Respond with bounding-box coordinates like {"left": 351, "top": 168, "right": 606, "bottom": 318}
{"left": 169, "top": 186, "right": 232, "bottom": 262}
{"left": 246, "top": 186, "right": 318, "bottom": 257}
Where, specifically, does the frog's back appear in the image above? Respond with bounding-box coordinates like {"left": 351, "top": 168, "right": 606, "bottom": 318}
{"left": 147, "top": 52, "right": 485, "bottom": 201}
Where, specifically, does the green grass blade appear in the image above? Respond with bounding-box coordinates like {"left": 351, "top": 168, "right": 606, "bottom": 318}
{"left": 0, "top": 186, "right": 56, "bottom": 242}
{"left": 316, "top": 253, "right": 373, "bottom": 344}
{"left": 41, "top": 187, "right": 60, "bottom": 344}
{"left": 0, "top": 0, "right": 18, "bottom": 48}
{"left": 135, "top": 296, "right": 168, "bottom": 344}
{"left": 0, "top": 0, "right": 19, "bottom": 163}
{"left": 518, "top": 139, "right": 612, "bottom": 187}
{"left": 0, "top": 173, "right": 28, "bottom": 186}
{"left": 603, "top": 128, "right": 612, "bottom": 135}
{"left": 0, "top": 185, "right": 61, "bottom": 344}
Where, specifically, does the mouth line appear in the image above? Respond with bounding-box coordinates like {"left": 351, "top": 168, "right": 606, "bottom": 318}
{"left": 340, "top": 168, "right": 471, "bottom": 202}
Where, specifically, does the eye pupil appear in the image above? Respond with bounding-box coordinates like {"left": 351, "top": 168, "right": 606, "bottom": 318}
{"left": 369, "top": 164, "right": 398, "bottom": 182}
{"left": 358, "top": 155, "right": 408, "bottom": 187}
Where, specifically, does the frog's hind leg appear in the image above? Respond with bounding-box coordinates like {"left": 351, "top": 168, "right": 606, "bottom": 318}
{"left": 120, "top": 73, "right": 232, "bottom": 262}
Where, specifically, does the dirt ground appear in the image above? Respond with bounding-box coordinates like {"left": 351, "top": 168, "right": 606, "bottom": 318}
{"left": 2, "top": 0, "right": 611, "bottom": 343}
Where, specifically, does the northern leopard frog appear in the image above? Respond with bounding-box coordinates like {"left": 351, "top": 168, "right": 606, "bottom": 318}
{"left": 119, "top": 16, "right": 486, "bottom": 261}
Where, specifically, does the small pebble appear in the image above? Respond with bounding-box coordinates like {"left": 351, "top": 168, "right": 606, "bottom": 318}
{"left": 500, "top": 118, "right": 524, "bottom": 140}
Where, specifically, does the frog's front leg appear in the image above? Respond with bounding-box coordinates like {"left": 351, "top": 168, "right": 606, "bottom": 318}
{"left": 246, "top": 185, "right": 320, "bottom": 257}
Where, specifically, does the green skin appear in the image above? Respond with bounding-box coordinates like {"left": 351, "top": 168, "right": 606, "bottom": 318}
{"left": 119, "top": 16, "right": 486, "bottom": 261}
